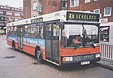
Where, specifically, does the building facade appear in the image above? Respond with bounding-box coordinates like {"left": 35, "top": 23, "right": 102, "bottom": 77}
{"left": 68, "top": 0, "right": 113, "bottom": 23}
{"left": 31, "top": 0, "right": 42, "bottom": 17}
{"left": 23, "top": 0, "right": 68, "bottom": 18}
{"left": 23, "top": 0, "right": 31, "bottom": 19}
{"left": 68, "top": 0, "right": 113, "bottom": 42}
{"left": 42, "top": 0, "right": 61, "bottom": 15}
{"left": 23, "top": 0, "right": 113, "bottom": 23}
{"left": 0, "top": 5, "right": 23, "bottom": 34}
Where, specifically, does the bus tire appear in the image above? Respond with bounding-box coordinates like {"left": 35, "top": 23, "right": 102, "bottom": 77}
{"left": 12, "top": 41, "right": 16, "bottom": 50}
{"left": 36, "top": 49, "right": 43, "bottom": 63}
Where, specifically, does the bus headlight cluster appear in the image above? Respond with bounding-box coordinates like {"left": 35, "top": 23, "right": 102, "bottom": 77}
{"left": 94, "top": 43, "right": 100, "bottom": 46}
{"left": 95, "top": 54, "right": 100, "bottom": 58}
{"left": 62, "top": 57, "right": 73, "bottom": 62}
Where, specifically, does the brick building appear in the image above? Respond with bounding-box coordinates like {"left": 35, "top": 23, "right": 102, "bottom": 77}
{"left": 68, "top": 0, "right": 113, "bottom": 42}
{"left": 42, "top": 0, "right": 61, "bottom": 15}
{"left": 23, "top": 0, "right": 68, "bottom": 18}
{"left": 68, "top": 0, "right": 113, "bottom": 23}
{"left": 23, "top": 0, "right": 113, "bottom": 24}
{"left": 23, "top": 0, "right": 31, "bottom": 19}
{"left": 0, "top": 5, "right": 23, "bottom": 34}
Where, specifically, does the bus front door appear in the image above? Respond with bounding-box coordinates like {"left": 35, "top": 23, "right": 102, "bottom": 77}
{"left": 18, "top": 27, "right": 23, "bottom": 49}
{"left": 45, "top": 22, "right": 60, "bottom": 63}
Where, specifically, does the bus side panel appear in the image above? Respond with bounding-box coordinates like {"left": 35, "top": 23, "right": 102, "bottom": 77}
{"left": 23, "top": 44, "right": 46, "bottom": 60}
{"left": 60, "top": 47, "right": 100, "bottom": 56}
{"left": 7, "top": 40, "right": 12, "bottom": 47}
{"left": 23, "top": 44, "right": 35, "bottom": 56}
{"left": 15, "top": 42, "right": 18, "bottom": 49}
{"left": 7, "top": 39, "right": 18, "bottom": 49}
{"left": 41, "top": 48, "right": 46, "bottom": 60}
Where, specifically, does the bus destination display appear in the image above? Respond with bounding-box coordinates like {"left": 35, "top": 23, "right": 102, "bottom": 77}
{"left": 66, "top": 12, "right": 99, "bottom": 22}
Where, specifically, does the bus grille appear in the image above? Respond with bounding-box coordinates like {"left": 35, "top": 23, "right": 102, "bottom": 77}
{"left": 74, "top": 54, "right": 94, "bottom": 62}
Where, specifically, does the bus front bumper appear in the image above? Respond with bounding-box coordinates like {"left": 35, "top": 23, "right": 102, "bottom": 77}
{"left": 61, "top": 53, "right": 100, "bottom": 65}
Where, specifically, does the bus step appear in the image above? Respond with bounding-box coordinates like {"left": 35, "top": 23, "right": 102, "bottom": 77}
{"left": 46, "top": 59, "right": 59, "bottom": 66}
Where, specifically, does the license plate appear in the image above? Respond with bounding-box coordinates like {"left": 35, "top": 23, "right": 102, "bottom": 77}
{"left": 81, "top": 61, "right": 90, "bottom": 65}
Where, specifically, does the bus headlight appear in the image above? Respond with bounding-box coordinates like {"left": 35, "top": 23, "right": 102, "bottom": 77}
{"left": 62, "top": 57, "right": 73, "bottom": 62}
{"left": 94, "top": 43, "right": 100, "bottom": 46}
{"left": 95, "top": 54, "right": 100, "bottom": 58}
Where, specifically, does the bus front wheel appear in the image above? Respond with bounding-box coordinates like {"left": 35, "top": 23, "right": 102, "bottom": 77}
{"left": 36, "top": 50, "right": 43, "bottom": 63}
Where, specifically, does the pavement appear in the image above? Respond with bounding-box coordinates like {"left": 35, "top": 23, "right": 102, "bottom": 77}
{"left": 96, "top": 57, "right": 113, "bottom": 71}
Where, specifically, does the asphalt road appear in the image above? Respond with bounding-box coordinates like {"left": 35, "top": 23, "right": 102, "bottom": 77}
{"left": 0, "top": 35, "right": 113, "bottom": 78}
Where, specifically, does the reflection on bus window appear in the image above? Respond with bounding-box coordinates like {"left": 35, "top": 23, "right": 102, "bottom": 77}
{"left": 100, "top": 26, "right": 109, "bottom": 42}
{"left": 53, "top": 24, "right": 60, "bottom": 40}
{"left": 22, "top": 23, "right": 44, "bottom": 38}
{"left": 45, "top": 24, "right": 52, "bottom": 39}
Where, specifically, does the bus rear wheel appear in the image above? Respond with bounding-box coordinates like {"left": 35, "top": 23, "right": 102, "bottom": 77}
{"left": 36, "top": 50, "right": 43, "bottom": 63}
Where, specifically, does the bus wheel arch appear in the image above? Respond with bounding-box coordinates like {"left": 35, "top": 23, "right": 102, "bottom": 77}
{"left": 35, "top": 46, "right": 43, "bottom": 63}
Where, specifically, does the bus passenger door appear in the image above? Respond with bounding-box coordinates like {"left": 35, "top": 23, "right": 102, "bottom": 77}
{"left": 18, "top": 27, "right": 23, "bottom": 49}
{"left": 45, "top": 22, "right": 60, "bottom": 63}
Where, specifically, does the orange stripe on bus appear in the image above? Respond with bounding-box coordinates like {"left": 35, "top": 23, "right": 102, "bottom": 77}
{"left": 7, "top": 40, "right": 12, "bottom": 46}
{"left": 60, "top": 47, "right": 100, "bottom": 56}
{"left": 23, "top": 45, "right": 35, "bottom": 56}
{"left": 15, "top": 42, "right": 18, "bottom": 49}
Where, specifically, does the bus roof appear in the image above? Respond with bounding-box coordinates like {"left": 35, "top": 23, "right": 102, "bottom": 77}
{"left": 7, "top": 10, "right": 100, "bottom": 27}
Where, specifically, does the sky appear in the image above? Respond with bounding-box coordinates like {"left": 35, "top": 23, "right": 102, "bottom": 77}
{"left": 0, "top": 0, "right": 23, "bottom": 8}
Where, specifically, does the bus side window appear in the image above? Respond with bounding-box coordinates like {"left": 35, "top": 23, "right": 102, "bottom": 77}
{"left": 39, "top": 26, "right": 43, "bottom": 38}
{"left": 35, "top": 24, "right": 40, "bottom": 38}
{"left": 45, "top": 24, "right": 52, "bottom": 39}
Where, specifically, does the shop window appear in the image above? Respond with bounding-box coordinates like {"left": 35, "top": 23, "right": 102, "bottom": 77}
{"left": 100, "top": 26, "right": 109, "bottom": 42}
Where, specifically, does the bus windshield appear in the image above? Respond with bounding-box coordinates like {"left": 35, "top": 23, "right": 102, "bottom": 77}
{"left": 62, "top": 24, "right": 99, "bottom": 48}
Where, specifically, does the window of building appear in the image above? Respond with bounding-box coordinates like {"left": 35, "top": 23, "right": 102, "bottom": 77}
{"left": 7, "top": 17, "right": 13, "bottom": 21}
{"left": 104, "top": 7, "right": 112, "bottom": 16}
{"left": 6, "top": 12, "right": 12, "bottom": 15}
{"left": 4, "top": 7, "right": 7, "bottom": 9}
{"left": 14, "top": 12, "right": 20, "bottom": 16}
{"left": 32, "top": 1, "right": 37, "bottom": 11}
{"left": 0, "top": 17, "right": 5, "bottom": 21}
{"left": 15, "top": 18, "right": 19, "bottom": 21}
{"left": 62, "top": 1, "right": 67, "bottom": 7}
{"left": 0, "top": 11, "right": 4, "bottom": 15}
{"left": 21, "top": 9, "right": 23, "bottom": 11}
{"left": 94, "top": 9, "right": 101, "bottom": 18}
{"left": 70, "top": 0, "right": 79, "bottom": 7}
{"left": 0, "top": 6, "right": 3, "bottom": 8}
{"left": 0, "top": 23, "right": 5, "bottom": 26}
{"left": 11, "top": 8, "right": 15, "bottom": 10}
{"left": 94, "top": 9, "right": 100, "bottom": 13}
{"left": 85, "top": 0, "right": 90, "bottom": 3}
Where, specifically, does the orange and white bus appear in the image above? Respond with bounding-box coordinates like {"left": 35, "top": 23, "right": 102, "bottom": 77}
{"left": 7, "top": 10, "right": 100, "bottom": 66}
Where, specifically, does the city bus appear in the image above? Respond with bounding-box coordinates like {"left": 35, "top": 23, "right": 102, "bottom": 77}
{"left": 7, "top": 10, "right": 100, "bottom": 66}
